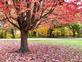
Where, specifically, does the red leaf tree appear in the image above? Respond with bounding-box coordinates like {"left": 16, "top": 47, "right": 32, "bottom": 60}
{"left": 52, "top": 0, "right": 82, "bottom": 26}
{"left": 0, "top": 0, "right": 64, "bottom": 53}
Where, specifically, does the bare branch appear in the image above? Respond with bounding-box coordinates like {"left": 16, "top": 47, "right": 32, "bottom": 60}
{"left": 6, "top": 16, "right": 20, "bottom": 30}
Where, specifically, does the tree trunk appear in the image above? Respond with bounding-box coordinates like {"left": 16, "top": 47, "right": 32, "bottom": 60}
{"left": 19, "top": 30, "right": 29, "bottom": 53}
{"left": 11, "top": 29, "right": 15, "bottom": 38}
{"left": 48, "top": 29, "right": 53, "bottom": 38}
{"left": 4, "top": 30, "right": 7, "bottom": 38}
{"left": 73, "top": 30, "right": 76, "bottom": 37}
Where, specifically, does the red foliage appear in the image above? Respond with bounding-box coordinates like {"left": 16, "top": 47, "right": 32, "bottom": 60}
{"left": 51, "top": 1, "right": 82, "bottom": 25}
{"left": 0, "top": 1, "right": 4, "bottom": 8}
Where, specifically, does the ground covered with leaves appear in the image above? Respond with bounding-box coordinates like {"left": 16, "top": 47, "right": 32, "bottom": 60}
{"left": 0, "top": 41, "right": 82, "bottom": 62}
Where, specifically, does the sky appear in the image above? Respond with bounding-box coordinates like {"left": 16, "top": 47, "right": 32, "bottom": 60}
{"left": 65, "top": 0, "right": 82, "bottom": 2}
{"left": 64, "top": 0, "right": 76, "bottom": 2}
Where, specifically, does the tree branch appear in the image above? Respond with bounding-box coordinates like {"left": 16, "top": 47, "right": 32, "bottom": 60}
{"left": 6, "top": 16, "right": 20, "bottom": 30}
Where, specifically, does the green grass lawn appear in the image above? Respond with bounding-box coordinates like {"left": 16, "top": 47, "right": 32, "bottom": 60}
{"left": 2, "top": 38, "right": 82, "bottom": 50}
{"left": 29, "top": 38, "right": 82, "bottom": 49}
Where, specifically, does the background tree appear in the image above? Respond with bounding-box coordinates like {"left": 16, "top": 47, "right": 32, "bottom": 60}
{"left": 0, "top": 0, "right": 64, "bottom": 53}
{"left": 69, "top": 22, "right": 82, "bottom": 37}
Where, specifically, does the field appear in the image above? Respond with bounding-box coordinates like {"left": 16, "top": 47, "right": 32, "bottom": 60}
{"left": 0, "top": 38, "right": 82, "bottom": 62}
{"left": 30, "top": 38, "right": 82, "bottom": 46}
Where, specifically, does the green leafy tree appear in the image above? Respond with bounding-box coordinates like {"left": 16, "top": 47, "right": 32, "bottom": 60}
{"left": 69, "top": 22, "right": 82, "bottom": 37}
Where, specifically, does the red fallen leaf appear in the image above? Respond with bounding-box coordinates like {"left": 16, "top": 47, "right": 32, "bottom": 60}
{"left": 0, "top": 41, "right": 82, "bottom": 62}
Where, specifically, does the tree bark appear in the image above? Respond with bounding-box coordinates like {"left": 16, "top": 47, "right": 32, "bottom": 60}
{"left": 4, "top": 30, "right": 7, "bottom": 38}
{"left": 11, "top": 29, "right": 15, "bottom": 38}
{"left": 19, "top": 30, "right": 29, "bottom": 53}
{"left": 73, "top": 30, "right": 76, "bottom": 37}
{"left": 48, "top": 29, "right": 53, "bottom": 38}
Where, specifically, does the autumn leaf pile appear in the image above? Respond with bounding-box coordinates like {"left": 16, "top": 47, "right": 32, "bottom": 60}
{"left": 0, "top": 41, "right": 82, "bottom": 62}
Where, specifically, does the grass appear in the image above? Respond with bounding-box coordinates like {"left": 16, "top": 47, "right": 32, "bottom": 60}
{"left": 29, "top": 38, "right": 82, "bottom": 49}
{"left": 1, "top": 38, "right": 82, "bottom": 49}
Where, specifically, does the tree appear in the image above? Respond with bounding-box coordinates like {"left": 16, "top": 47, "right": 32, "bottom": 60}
{"left": 0, "top": 0, "right": 64, "bottom": 53}
{"left": 47, "top": 28, "right": 53, "bottom": 38}
{"left": 69, "top": 22, "right": 82, "bottom": 37}
{"left": 11, "top": 28, "right": 15, "bottom": 38}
